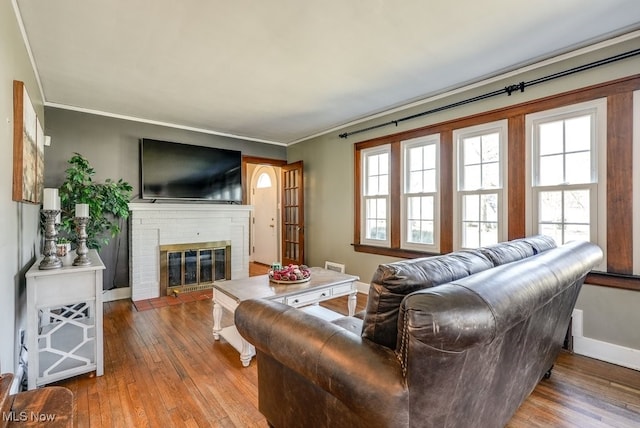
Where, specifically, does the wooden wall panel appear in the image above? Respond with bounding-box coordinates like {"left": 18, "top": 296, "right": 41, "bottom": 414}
{"left": 390, "top": 143, "right": 402, "bottom": 249}
{"left": 439, "top": 131, "right": 453, "bottom": 254}
{"left": 606, "top": 92, "right": 634, "bottom": 274}
{"left": 507, "top": 115, "right": 526, "bottom": 239}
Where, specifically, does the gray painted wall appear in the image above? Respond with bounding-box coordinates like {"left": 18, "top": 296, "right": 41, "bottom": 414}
{"left": 43, "top": 107, "right": 286, "bottom": 289}
{"left": 288, "top": 38, "right": 640, "bottom": 351}
{"left": 1, "top": 1, "right": 45, "bottom": 373}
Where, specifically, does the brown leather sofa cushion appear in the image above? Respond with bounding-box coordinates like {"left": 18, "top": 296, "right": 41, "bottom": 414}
{"left": 476, "top": 234, "right": 556, "bottom": 265}
{"left": 362, "top": 249, "right": 493, "bottom": 349}
{"left": 361, "top": 235, "right": 557, "bottom": 349}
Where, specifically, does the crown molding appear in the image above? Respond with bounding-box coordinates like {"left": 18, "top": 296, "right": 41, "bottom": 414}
{"left": 44, "top": 102, "right": 288, "bottom": 147}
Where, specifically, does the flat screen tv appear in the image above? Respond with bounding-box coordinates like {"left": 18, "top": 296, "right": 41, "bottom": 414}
{"left": 140, "top": 139, "right": 242, "bottom": 203}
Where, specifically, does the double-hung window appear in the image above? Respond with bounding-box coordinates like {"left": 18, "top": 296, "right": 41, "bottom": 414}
{"left": 402, "top": 135, "right": 440, "bottom": 252}
{"left": 361, "top": 145, "right": 391, "bottom": 247}
{"left": 526, "top": 99, "right": 606, "bottom": 256}
{"left": 454, "top": 120, "right": 507, "bottom": 249}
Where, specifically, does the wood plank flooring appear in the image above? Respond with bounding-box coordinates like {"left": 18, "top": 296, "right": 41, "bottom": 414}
{"left": 54, "top": 289, "right": 640, "bottom": 427}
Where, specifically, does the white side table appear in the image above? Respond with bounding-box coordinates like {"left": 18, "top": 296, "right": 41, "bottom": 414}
{"left": 25, "top": 250, "right": 105, "bottom": 390}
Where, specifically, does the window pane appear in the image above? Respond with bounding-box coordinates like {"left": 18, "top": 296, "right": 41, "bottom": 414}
{"left": 408, "top": 220, "right": 434, "bottom": 244}
{"left": 482, "top": 162, "right": 500, "bottom": 188}
{"left": 408, "top": 196, "right": 421, "bottom": 219}
{"left": 366, "top": 220, "right": 386, "bottom": 240}
{"left": 407, "top": 196, "right": 434, "bottom": 245}
{"left": 463, "top": 136, "right": 482, "bottom": 165}
{"left": 565, "top": 151, "right": 591, "bottom": 184}
{"left": 365, "top": 196, "right": 387, "bottom": 241}
{"left": 480, "top": 222, "right": 498, "bottom": 246}
{"left": 565, "top": 224, "right": 590, "bottom": 242}
{"left": 368, "top": 177, "right": 379, "bottom": 195}
{"left": 422, "top": 195, "right": 434, "bottom": 220}
{"left": 256, "top": 173, "right": 272, "bottom": 188}
{"left": 407, "top": 196, "right": 434, "bottom": 219}
{"left": 539, "top": 121, "right": 563, "bottom": 155}
{"left": 463, "top": 165, "right": 481, "bottom": 190}
{"left": 366, "top": 152, "right": 389, "bottom": 196}
{"left": 424, "top": 145, "right": 436, "bottom": 169}
{"left": 406, "top": 196, "right": 435, "bottom": 244}
{"left": 539, "top": 155, "right": 564, "bottom": 185}
{"left": 463, "top": 194, "right": 479, "bottom": 221}
{"left": 379, "top": 153, "right": 389, "bottom": 174}
{"left": 539, "top": 191, "right": 562, "bottom": 223}
{"left": 368, "top": 155, "right": 379, "bottom": 175}
{"left": 379, "top": 175, "right": 389, "bottom": 194}
{"left": 462, "top": 222, "right": 480, "bottom": 248}
{"left": 481, "top": 133, "right": 499, "bottom": 162}
{"left": 565, "top": 115, "right": 591, "bottom": 153}
{"left": 406, "top": 143, "right": 436, "bottom": 194}
{"left": 564, "top": 190, "right": 590, "bottom": 224}
{"left": 539, "top": 223, "right": 562, "bottom": 245}
{"left": 424, "top": 170, "right": 436, "bottom": 192}
{"left": 409, "top": 147, "right": 423, "bottom": 171}
{"left": 409, "top": 171, "right": 422, "bottom": 193}
{"left": 481, "top": 193, "right": 498, "bottom": 222}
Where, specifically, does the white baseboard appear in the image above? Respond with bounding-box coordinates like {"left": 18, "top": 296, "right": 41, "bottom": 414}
{"left": 102, "top": 286, "right": 131, "bottom": 302}
{"left": 571, "top": 309, "right": 640, "bottom": 371}
{"left": 355, "top": 281, "right": 369, "bottom": 295}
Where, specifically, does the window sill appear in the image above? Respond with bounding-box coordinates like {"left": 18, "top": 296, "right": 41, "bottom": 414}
{"left": 352, "top": 244, "right": 440, "bottom": 259}
{"left": 586, "top": 271, "right": 640, "bottom": 292}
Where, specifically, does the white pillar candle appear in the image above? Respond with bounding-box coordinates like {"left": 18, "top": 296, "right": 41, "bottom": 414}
{"left": 75, "top": 203, "right": 89, "bottom": 218}
{"left": 43, "top": 188, "right": 59, "bottom": 210}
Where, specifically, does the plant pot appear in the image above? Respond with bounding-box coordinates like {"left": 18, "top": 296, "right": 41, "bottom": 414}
{"left": 56, "top": 243, "right": 71, "bottom": 257}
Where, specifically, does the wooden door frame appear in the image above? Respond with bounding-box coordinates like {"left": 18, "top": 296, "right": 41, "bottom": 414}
{"left": 242, "top": 156, "right": 288, "bottom": 205}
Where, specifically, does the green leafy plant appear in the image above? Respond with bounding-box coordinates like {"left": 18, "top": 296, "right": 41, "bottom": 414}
{"left": 58, "top": 153, "right": 133, "bottom": 250}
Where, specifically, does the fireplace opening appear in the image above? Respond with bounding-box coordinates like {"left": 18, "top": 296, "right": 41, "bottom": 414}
{"left": 159, "top": 241, "right": 231, "bottom": 296}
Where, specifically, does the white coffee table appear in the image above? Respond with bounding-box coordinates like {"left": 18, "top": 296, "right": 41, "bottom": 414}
{"left": 212, "top": 267, "right": 359, "bottom": 366}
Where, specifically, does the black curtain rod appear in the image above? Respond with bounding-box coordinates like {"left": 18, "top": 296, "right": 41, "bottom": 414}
{"left": 339, "top": 47, "right": 640, "bottom": 139}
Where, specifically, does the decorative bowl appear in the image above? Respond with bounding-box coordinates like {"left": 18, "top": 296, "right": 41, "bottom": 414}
{"left": 269, "top": 264, "right": 311, "bottom": 283}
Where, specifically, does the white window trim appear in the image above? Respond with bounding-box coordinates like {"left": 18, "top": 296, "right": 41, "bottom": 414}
{"left": 401, "top": 134, "right": 440, "bottom": 253}
{"left": 452, "top": 120, "right": 508, "bottom": 250}
{"left": 361, "top": 145, "right": 391, "bottom": 247}
{"left": 525, "top": 98, "right": 607, "bottom": 271}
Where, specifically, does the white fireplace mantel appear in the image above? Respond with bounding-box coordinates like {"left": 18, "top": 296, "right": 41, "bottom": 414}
{"left": 128, "top": 202, "right": 253, "bottom": 301}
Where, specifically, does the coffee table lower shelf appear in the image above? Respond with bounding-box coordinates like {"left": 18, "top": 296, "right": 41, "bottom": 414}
{"left": 214, "top": 325, "right": 255, "bottom": 367}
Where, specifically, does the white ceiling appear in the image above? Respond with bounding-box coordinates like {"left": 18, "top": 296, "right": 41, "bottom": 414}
{"left": 14, "top": 0, "right": 640, "bottom": 145}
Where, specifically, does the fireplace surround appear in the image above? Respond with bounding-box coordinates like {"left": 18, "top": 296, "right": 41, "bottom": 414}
{"left": 129, "top": 203, "right": 251, "bottom": 301}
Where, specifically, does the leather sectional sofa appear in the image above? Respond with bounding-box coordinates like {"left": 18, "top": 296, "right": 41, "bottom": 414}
{"left": 235, "top": 236, "right": 602, "bottom": 428}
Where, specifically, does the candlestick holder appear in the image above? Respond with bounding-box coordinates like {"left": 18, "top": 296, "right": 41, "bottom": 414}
{"left": 73, "top": 217, "right": 92, "bottom": 266}
{"left": 40, "top": 210, "right": 63, "bottom": 270}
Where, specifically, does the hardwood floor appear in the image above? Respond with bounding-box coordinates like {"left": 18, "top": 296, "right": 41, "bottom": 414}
{"left": 54, "top": 292, "right": 640, "bottom": 427}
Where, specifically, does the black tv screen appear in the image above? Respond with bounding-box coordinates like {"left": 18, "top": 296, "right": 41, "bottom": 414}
{"left": 140, "top": 139, "right": 242, "bottom": 203}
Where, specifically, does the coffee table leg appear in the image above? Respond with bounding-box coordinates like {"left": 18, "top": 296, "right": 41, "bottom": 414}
{"left": 240, "top": 339, "right": 255, "bottom": 367}
{"left": 213, "top": 301, "right": 222, "bottom": 340}
{"left": 348, "top": 291, "right": 357, "bottom": 316}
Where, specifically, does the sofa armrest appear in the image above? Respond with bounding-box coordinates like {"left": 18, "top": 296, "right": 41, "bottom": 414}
{"left": 235, "top": 299, "right": 407, "bottom": 412}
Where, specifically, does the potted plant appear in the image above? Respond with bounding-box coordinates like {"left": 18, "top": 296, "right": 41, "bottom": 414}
{"left": 56, "top": 237, "right": 71, "bottom": 256}
{"left": 58, "top": 153, "right": 133, "bottom": 250}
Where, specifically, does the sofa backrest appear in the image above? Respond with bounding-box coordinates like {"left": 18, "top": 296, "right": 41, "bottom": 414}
{"left": 397, "top": 240, "right": 602, "bottom": 427}
{"left": 361, "top": 235, "right": 556, "bottom": 349}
